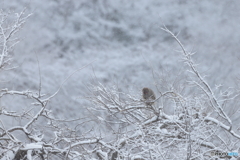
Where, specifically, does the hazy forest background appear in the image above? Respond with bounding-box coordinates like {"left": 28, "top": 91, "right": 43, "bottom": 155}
{"left": 1, "top": 0, "right": 240, "bottom": 159}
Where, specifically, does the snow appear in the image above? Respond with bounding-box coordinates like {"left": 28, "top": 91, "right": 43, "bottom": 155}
{"left": 22, "top": 143, "right": 43, "bottom": 150}
{"left": 27, "top": 150, "right": 32, "bottom": 160}
{"left": 0, "top": 151, "right": 15, "bottom": 160}
{"left": 1, "top": 1, "right": 240, "bottom": 158}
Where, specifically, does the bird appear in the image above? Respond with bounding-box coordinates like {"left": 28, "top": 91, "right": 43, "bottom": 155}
{"left": 142, "top": 88, "right": 156, "bottom": 106}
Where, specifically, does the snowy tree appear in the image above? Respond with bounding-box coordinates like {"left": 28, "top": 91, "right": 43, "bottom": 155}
{"left": 1, "top": 9, "right": 240, "bottom": 160}
{"left": 85, "top": 27, "right": 240, "bottom": 160}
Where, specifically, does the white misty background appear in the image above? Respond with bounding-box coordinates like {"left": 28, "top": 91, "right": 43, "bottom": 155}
{"left": 0, "top": 0, "right": 240, "bottom": 160}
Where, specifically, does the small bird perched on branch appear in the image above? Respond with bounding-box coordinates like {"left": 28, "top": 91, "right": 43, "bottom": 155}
{"left": 142, "top": 87, "right": 156, "bottom": 106}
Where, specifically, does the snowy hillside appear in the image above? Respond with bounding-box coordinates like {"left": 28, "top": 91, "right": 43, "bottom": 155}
{"left": 1, "top": 0, "right": 240, "bottom": 124}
